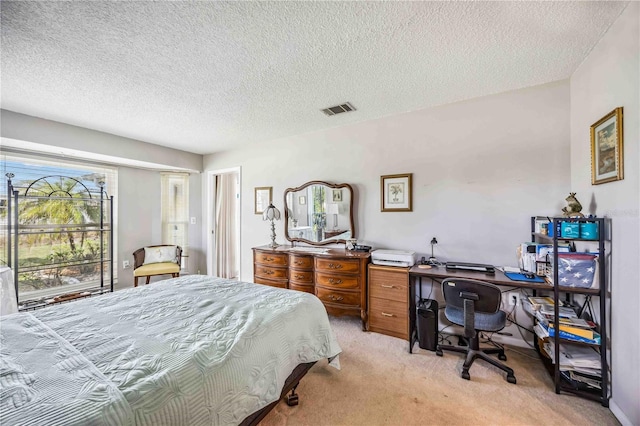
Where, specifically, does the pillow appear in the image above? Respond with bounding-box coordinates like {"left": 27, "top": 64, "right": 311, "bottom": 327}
{"left": 143, "top": 245, "right": 177, "bottom": 265}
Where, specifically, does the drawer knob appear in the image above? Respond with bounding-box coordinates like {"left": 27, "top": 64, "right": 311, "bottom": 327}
{"left": 328, "top": 263, "right": 343, "bottom": 269}
{"left": 294, "top": 261, "right": 304, "bottom": 265}
{"left": 381, "top": 312, "right": 394, "bottom": 317}
{"left": 264, "top": 256, "right": 274, "bottom": 262}
{"left": 328, "top": 278, "right": 343, "bottom": 285}
{"left": 264, "top": 270, "right": 274, "bottom": 275}
{"left": 381, "top": 284, "right": 396, "bottom": 289}
{"left": 294, "top": 274, "right": 304, "bottom": 279}
{"left": 329, "top": 295, "right": 344, "bottom": 302}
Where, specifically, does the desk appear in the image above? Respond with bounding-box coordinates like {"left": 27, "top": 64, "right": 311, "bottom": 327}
{"left": 407, "top": 265, "right": 599, "bottom": 352}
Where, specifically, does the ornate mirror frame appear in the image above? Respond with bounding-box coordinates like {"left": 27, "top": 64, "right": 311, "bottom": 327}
{"left": 284, "top": 181, "right": 355, "bottom": 246}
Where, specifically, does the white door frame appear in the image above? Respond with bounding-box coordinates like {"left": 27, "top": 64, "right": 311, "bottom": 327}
{"left": 205, "top": 166, "right": 241, "bottom": 279}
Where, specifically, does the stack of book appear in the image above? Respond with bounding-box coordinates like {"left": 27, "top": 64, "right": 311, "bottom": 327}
{"left": 530, "top": 297, "right": 601, "bottom": 345}
{"left": 542, "top": 342, "right": 602, "bottom": 390}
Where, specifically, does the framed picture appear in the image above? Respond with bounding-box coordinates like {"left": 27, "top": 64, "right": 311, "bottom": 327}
{"left": 254, "top": 186, "right": 272, "bottom": 214}
{"left": 591, "top": 107, "right": 624, "bottom": 185}
{"left": 332, "top": 189, "right": 342, "bottom": 202}
{"left": 381, "top": 173, "right": 412, "bottom": 212}
{"left": 298, "top": 195, "right": 306, "bottom": 205}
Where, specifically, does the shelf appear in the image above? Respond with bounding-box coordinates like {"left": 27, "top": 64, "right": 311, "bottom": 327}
{"left": 530, "top": 216, "right": 608, "bottom": 406}
{"left": 532, "top": 233, "right": 601, "bottom": 243}
{"left": 18, "top": 258, "right": 112, "bottom": 273}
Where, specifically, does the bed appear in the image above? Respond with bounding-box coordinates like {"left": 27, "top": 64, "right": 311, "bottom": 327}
{"left": 0, "top": 275, "right": 341, "bottom": 425}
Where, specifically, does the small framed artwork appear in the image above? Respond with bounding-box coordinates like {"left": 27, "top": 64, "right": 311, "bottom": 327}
{"left": 332, "top": 189, "right": 342, "bottom": 202}
{"left": 298, "top": 195, "right": 306, "bottom": 205}
{"left": 591, "top": 107, "right": 623, "bottom": 185}
{"left": 254, "top": 187, "right": 272, "bottom": 214}
{"left": 381, "top": 173, "right": 412, "bottom": 212}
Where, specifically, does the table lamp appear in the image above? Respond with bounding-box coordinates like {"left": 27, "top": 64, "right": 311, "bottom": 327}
{"left": 263, "top": 203, "right": 281, "bottom": 248}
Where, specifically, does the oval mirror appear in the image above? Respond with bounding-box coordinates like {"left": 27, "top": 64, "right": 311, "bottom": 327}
{"left": 284, "top": 181, "right": 354, "bottom": 245}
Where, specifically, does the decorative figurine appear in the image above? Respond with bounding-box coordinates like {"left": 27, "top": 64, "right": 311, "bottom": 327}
{"left": 562, "top": 192, "right": 585, "bottom": 217}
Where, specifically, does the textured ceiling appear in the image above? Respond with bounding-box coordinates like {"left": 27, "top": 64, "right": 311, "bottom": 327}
{"left": 1, "top": 1, "right": 629, "bottom": 155}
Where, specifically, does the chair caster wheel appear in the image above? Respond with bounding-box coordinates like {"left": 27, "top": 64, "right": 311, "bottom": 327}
{"left": 436, "top": 349, "right": 443, "bottom": 357}
{"left": 461, "top": 371, "right": 470, "bottom": 380}
{"left": 286, "top": 394, "right": 299, "bottom": 406}
{"left": 507, "top": 375, "right": 516, "bottom": 384}
{"left": 499, "top": 353, "right": 507, "bottom": 361}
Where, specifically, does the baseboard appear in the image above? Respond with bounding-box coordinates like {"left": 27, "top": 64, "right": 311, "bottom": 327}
{"left": 610, "top": 400, "right": 633, "bottom": 426}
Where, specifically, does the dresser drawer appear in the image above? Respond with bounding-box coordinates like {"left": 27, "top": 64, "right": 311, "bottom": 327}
{"left": 289, "top": 282, "right": 314, "bottom": 294}
{"left": 254, "top": 276, "right": 287, "bottom": 288}
{"left": 255, "top": 252, "right": 288, "bottom": 267}
{"left": 255, "top": 265, "right": 288, "bottom": 280}
{"left": 316, "top": 287, "right": 360, "bottom": 306}
{"left": 369, "top": 298, "right": 408, "bottom": 337}
{"left": 289, "top": 254, "right": 313, "bottom": 269}
{"left": 315, "top": 258, "right": 360, "bottom": 273}
{"left": 315, "top": 272, "right": 359, "bottom": 289}
{"left": 290, "top": 270, "right": 314, "bottom": 284}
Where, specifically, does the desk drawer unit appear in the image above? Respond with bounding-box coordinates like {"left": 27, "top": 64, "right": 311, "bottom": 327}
{"left": 368, "top": 264, "right": 409, "bottom": 340}
{"left": 253, "top": 248, "right": 289, "bottom": 288}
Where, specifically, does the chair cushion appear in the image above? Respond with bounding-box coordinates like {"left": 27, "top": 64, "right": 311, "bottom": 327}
{"left": 134, "top": 262, "right": 180, "bottom": 277}
{"left": 143, "top": 245, "right": 177, "bottom": 265}
{"left": 445, "top": 305, "right": 507, "bottom": 332}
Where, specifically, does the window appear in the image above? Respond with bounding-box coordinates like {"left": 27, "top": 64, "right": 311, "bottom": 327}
{"left": 0, "top": 153, "right": 118, "bottom": 302}
{"left": 161, "top": 173, "right": 189, "bottom": 268}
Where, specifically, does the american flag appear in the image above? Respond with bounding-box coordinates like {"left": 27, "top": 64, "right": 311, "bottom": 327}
{"left": 557, "top": 253, "right": 597, "bottom": 288}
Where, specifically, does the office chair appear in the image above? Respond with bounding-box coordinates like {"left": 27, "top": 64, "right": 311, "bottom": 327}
{"left": 436, "top": 278, "right": 516, "bottom": 384}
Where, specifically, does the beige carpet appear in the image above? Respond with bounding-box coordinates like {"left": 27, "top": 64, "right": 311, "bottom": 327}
{"left": 261, "top": 316, "right": 618, "bottom": 426}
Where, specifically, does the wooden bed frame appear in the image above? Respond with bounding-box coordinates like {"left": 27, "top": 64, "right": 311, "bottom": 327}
{"left": 240, "top": 361, "right": 317, "bottom": 426}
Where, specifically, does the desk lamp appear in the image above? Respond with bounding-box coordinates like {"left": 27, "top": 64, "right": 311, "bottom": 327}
{"left": 263, "top": 203, "right": 281, "bottom": 248}
{"left": 428, "top": 237, "right": 438, "bottom": 265}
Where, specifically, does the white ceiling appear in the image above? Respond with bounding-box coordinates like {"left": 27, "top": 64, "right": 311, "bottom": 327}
{"left": 1, "top": 1, "right": 629, "bottom": 155}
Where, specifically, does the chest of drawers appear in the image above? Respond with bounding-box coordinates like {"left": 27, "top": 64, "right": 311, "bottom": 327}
{"left": 314, "top": 256, "right": 367, "bottom": 326}
{"left": 252, "top": 245, "right": 370, "bottom": 329}
{"left": 367, "top": 264, "right": 409, "bottom": 340}
{"left": 288, "top": 254, "right": 315, "bottom": 294}
{"left": 253, "top": 250, "right": 289, "bottom": 288}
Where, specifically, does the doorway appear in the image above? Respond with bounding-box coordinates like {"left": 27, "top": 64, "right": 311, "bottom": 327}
{"left": 206, "top": 167, "right": 241, "bottom": 279}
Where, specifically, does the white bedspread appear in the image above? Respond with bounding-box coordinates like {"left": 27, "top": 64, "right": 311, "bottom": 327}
{"left": 0, "top": 275, "right": 342, "bottom": 425}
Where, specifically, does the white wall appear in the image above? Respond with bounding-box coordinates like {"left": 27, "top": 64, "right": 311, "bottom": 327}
{"left": 0, "top": 110, "right": 206, "bottom": 287}
{"left": 204, "top": 81, "right": 571, "bottom": 281}
{"left": 569, "top": 3, "right": 639, "bottom": 425}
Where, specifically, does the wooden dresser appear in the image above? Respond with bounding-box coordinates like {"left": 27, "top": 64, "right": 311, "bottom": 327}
{"left": 252, "top": 245, "right": 370, "bottom": 329}
{"left": 367, "top": 264, "right": 410, "bottom": 340}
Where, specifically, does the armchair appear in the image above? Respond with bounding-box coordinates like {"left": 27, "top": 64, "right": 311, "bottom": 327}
{"left": 436, "top": 278, "right": 516, "bottom": 384}
{"left": 133, "top": 245, "right": 182, "bottom": 287}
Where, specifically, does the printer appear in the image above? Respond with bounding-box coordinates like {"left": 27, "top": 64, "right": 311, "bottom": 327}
{"left": 371, "top": 249, "right": 416, "bottom": 268}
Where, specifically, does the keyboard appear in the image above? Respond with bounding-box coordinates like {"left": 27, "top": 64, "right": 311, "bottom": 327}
{"left": 445, "top": 262, "right": 495, "bottom": 274}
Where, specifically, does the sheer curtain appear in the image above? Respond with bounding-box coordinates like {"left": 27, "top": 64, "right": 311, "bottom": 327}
{"left": 215, "top": 173, "right": 238, "bottom": 279}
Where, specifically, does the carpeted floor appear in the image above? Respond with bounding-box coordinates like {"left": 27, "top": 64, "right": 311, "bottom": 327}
{"left": 261, "top": 316, "right": 618, "bottom": 426}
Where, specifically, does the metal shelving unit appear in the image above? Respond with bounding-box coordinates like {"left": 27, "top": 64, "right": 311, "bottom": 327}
{"left": 530, "top": 216, "right": 609, "bottom": 407}
{"left": 4, "top": 174, "right": 114, "bottom": 310}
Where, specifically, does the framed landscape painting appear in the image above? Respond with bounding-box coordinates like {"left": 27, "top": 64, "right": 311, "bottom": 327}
{"left": 591, "top": 107, "right": 623, "bottom": 185}
{"left": 381, "top": 173, "right": 412, "bottom": 212}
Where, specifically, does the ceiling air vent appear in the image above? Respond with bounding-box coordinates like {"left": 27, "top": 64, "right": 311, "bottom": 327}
{"left": 321, "top": 102, "right": 356, "bottom": 117}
